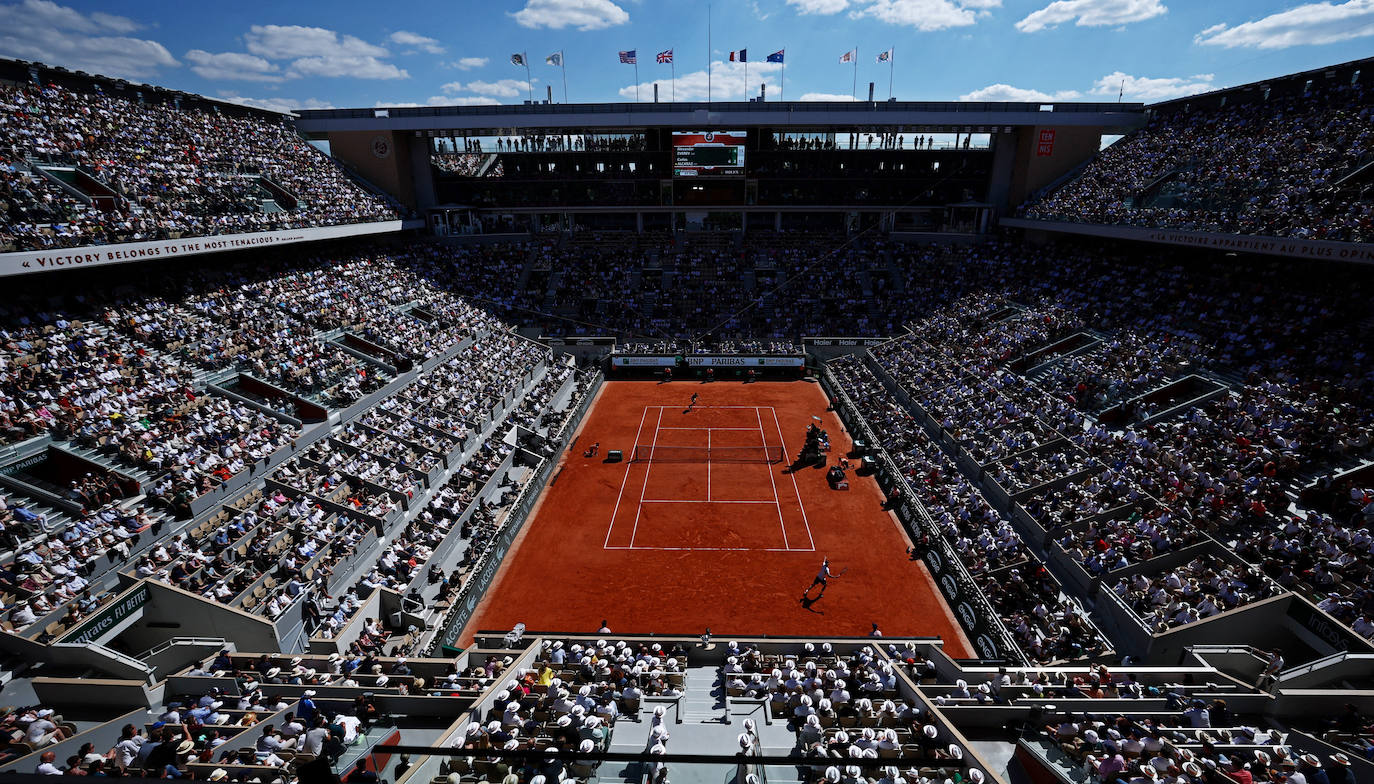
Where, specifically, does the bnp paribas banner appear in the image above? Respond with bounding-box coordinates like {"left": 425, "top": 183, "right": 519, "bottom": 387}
{"left": 0, "top": 220, "right": 405, "bottom": 276}
{"left": 1001, "top": 217, "right": 1374, "bottom": 264}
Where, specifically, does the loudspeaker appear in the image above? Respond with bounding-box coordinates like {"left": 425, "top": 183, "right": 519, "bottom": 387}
{"left": 607, "top": 450, "right": 623, "bottom": 462}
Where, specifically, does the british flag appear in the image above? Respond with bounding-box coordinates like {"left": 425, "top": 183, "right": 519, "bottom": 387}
{"left": 619, "top": 50, "right": 637, "bottom": 64}
{"left": 657, "top": 49, "right": 673, "bottom": 64}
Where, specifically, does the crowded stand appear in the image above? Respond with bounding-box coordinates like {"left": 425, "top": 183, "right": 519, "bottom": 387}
{"left": 790, "top": 234, "right": 1374, "bottom": 652}
{"left": 1022, "top": 76, "right": 1374, "bottom": 241}
{"left": 431, "top": 232, "right": 953, "bottom": 346}
{"left": 0, "top": 81, "right": 399, "bottom": 250}
{"left": 829, "top": 358, "right": 1109, "bottom": 664}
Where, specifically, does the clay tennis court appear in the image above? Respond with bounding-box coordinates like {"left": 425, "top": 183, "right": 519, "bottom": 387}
{"left": 464, "top": 380, "right": 971, "bottom": 656}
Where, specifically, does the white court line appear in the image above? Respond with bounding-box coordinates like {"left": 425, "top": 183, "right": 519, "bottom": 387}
{"left": 770, "top": 406, "right": 816, "bottom": 550}
{"left": 641, "top": 499, "right": 777, "bottom": 504}
{"left": 628, "top": 406, "right": 665, "bottom": 548}
{"left": 756, "top": 406, "right": 791, "bottom": 551}
{"left": 605, "top": 546, "right": 797, "bottom": 552}
{"left": 681, "top": 405, "right": 768, "bottom": 409}
{"left": 605, "top": 405, "right": 651, "bottom": 548}
{"left": 657, "top": 426, "right": 759, "bottom": 431}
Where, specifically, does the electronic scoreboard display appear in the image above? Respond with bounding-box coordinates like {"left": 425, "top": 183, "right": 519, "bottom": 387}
{"left": 672, "top": 131, "right": 746, "bottom": 177}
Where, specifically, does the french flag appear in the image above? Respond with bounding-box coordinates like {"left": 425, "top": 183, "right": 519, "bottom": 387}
{"left": 729, "top": 49, "right": 747, "bottom": 62}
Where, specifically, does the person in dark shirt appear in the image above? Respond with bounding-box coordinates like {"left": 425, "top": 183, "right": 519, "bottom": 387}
{"left": 345, "top": 760, "right": 378, "bottom": 783}
{"left": 1327, "top": 754, "right": 1356, "bottom": 784}
{"left": 1298, "top": 754, "right": 1331, "bottom": 784}
{"left": 210, "top": 650, "right": 232, "bottom": 672}
{"left": 142, "top": 732, "right": 182, "bottom": 772}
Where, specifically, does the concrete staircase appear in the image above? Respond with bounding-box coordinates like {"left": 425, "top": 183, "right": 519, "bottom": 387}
{"left": 679, "top": 666, "right": 727, "bottom": 724}
{"left": 58, "top": 442, "right": 157, "bottom": 485}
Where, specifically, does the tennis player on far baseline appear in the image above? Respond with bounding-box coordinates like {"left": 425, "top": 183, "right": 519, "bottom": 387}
{"left": 803, "top": 557, "right": 840, "bottom": 599}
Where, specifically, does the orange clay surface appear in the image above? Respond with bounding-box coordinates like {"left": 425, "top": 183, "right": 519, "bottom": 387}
{"left": 463, "top": 380, "right": 971, "bottom": 656}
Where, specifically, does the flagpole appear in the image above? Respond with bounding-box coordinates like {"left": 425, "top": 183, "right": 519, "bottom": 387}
{"left": 781, "top": 48, "right": 785, "bottom": 102}
{"left": 707, "top": 5, "right": 712, "bottom": 103}
{"left": 635, "top": 59, "right": 640, "bottom": 102}
{"left": 524, "top": 52, "right": 532, "bottom": 102}
{"left": 744, "top": 56, "right": 748, "bottom": 101}
{"left": 888, "top": 46, "right": 894, "bottom": 101}
{"left": 672, "top": 59, "right": 676, "bottom": 102}
{"left": 852, "top": 44, "right": 858, "bottom": 100}
{"left": 562, "top": 53, "right": 568, "bottom": 103}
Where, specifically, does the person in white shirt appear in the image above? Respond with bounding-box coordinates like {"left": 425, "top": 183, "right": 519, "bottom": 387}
{"left": 26, "top": 714, "right": 63, "bottom": 745}
{"left": 115, "top": 726, "right": 144, "bottom": 769}
{"left": 35, "top": 751, "right": 61, "bottom": 775}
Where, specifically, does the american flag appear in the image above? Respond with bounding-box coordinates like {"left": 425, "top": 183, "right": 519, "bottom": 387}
{"left": 619, "top": 50, "right": 637, "bottom": 64}
{"left": 657, "top": 49, "right": 673, "bottom": 64}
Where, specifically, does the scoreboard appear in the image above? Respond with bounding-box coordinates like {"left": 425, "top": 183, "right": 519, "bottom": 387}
{"left": 672, "top": 130, "right": 746, "bottom": 177}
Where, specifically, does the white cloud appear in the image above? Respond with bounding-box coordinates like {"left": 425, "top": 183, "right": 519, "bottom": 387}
{"left": 512, "top": 0, "right": 630, "bottom": 30}
{"left": 958, "top": 83, "right": 1082, "bottom": 101}
{"left": 388, "top": 30, "right": 444, "bottom": 54}
{"left": 853, "top": 0, "right": 1002, "bottom": 31}
{"left": 244, "top": 24, "right": 388, "bottom": 59}
{"left": 185, "top": 50, "right": 283, "bottom": 82}
{"left": 239, "top": 24, "right": 409, "bottom": 81}
{"left": 462, "top": 79, "right": 534, "bottom": 98}
{"left": 786, "top": 0, "right": 850, "bottom": 13}
{"left": 286, "top": 55, "right": 408, "bottom": 80}
{"left": 957, "top": 70, "right": 1213, "bottom": 103}
{"left": 619, "top": 60, "right": 782, "bottom": 101}
{"left": 0, "top": 0, "right": 177, "bottom": 79}
{"left": 429, "top": 95, "right": 501, "bottom": 106}
{"left": 1015, "top": 0, "right": 1166, "bottom": 32}
{"left": 451, "top": 56, "right": 489, "bottom": 70}
{"left": 1090, "top": 70, "right": 1214, "bottom": 100}
{"left": 799, "top": 92, "right": 858, "bottom": 101}
{"left": 1193, "top": 0, "right": 1374, "bottom": 49}
{"left": 216, "top": 93, "right": 335, "bottom": 115}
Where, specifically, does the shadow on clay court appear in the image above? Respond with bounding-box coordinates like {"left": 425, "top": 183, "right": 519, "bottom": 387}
{"left": 785, "top": 454, "right": 827, "bottom": 474}
{"left": 800, "top": 594, "right": 825, "bottom": 614}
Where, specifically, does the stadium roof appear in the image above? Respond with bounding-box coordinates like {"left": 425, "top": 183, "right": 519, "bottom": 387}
{"left": 295, "top": 99, "right": 1146, "bottom": 135}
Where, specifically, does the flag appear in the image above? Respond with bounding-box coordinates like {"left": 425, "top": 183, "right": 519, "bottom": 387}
{"left": 510, "top": 53, "right": 526, "bottom": 66}
{"left": 877, "top": 48, "right": 892, "bottom": 63}
{"left": 766, "top": 49, "right": 784, "bottom": 63}
{"left": 619, "top": 50, "right": 637, "bottom": 64}
{"left": 839, "top": 49, "right": 855, "bottom": 64}
{"left": 657, "top": 49, "right": 673, "bottom": 64}
{"left": 546, "top": 52, "right": 562, "bottom": 66}
{"left": 729, "top": 49, "right": 747, "bottom": 62}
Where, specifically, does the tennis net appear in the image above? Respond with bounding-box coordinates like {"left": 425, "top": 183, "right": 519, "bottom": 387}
{"left": 630, "top": 444, "right": 785, "bottom": 464}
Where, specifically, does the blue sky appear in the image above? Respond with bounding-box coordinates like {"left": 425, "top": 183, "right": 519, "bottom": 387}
{"left": 1, "top": 0, "right": 1372, "bottom": 113}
